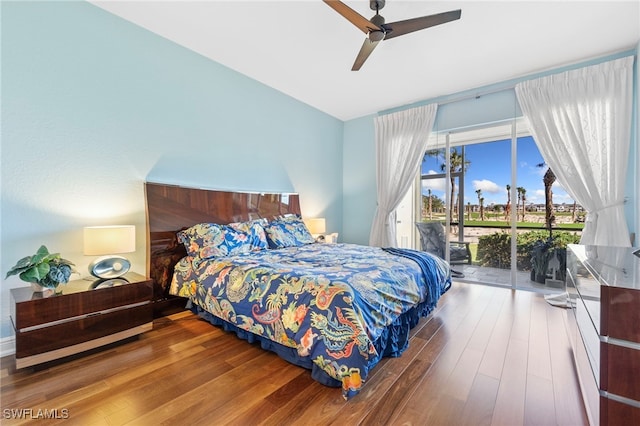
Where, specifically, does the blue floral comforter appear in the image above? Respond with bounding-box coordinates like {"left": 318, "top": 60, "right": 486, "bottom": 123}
{"left": 170, "top": 243, "right": 450, "bottom": 398}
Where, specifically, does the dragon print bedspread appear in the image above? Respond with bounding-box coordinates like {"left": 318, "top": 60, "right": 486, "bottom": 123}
{"left": 170, "top": 243, "right": 450, "bottom": 398}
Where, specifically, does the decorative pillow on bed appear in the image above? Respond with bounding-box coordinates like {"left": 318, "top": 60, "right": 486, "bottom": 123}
{"left": 177, "top": 223, "right": 253, "bottom": 267}
{"left": 264, "top": 215, "right": 315, "bottom": 248}
{"left": 228, "top": 218, "right": 269, "bottom": 251}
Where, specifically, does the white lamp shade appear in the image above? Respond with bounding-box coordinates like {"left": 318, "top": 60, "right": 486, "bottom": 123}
{"left": 304, "top": 218, "right": 326, "bottom": 235}
{"left": 84, "top": 225, "right": 136, "bottom": 255}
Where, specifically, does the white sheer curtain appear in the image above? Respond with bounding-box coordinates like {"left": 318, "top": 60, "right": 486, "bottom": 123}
{"left": 515, "top": 56, "right": 634, "bottom": 247}
{"left": 369, "top": 104, "right": 437, "bottom": 247}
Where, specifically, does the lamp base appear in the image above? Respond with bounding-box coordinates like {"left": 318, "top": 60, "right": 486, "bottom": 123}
{"left": 90, "top": 277, "right": 130, "bottom": 289}
{"left": 88, "top": 255, "right": 131, "bottom": 279}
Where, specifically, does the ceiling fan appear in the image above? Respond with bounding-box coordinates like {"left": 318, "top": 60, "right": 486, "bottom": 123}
{"left": 323, "top": 0, "right": 462, "bottom": 71}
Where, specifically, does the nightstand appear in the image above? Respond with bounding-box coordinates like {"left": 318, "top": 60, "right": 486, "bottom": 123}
{"left": 10, "top": 272, "right": 153, "bottom": 369}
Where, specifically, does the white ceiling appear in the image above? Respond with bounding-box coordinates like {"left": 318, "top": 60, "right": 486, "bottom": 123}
{"left": 91, "top": 1, "right": 640, "bottom": 121}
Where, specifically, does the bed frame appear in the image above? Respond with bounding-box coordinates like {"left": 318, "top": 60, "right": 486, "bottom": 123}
{"left": 144, "top": 182, "right": 301, "bottom": 308}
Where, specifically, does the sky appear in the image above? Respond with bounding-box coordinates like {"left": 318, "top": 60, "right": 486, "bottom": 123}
{"left": 421, "top": 136, "right": 576, "bottom": 208}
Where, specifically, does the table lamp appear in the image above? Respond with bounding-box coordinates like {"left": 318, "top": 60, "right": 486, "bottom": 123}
{"left": 84, "top": 225, "right": 135, "bottom": 279}
{"left": 304, "top": 218, "right": 326, "bottom": 242}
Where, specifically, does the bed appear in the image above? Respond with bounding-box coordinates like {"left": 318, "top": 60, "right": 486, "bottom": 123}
{"left": 145, "top": 182, "right": 451, "bottom": 399}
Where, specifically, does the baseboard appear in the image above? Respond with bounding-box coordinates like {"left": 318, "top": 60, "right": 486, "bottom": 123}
{"left": 0, "top": 336, "right": 16, "bottom": 357}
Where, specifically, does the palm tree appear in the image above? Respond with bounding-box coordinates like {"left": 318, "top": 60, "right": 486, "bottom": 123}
{"left": 475, "top": 189, "right": 484, "bottom": 221}
{"left": 427, "top": 189, "right": 433, "bottom": 220}
{"left": 516, "top": 187, "right": 525, "bottom": 222}
{"left": 520, "top": 188, "right": 527, "bottom": 222}
{"left": 505, "top": 184, "right": 511, "bottom": 220}
{"left": 537, "top": 163, "right": 556, "bottom": 238}
{"left": 425, "top": 148, "right": 470, "bottom": 224}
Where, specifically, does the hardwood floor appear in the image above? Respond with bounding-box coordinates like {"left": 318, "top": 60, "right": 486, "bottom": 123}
{"left": 1, "top": 282, "right": 588, "bottom": 425}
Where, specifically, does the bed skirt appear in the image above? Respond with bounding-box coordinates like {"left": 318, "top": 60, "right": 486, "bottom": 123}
{"left": 189, "top": 294, "right": 444, "bottom": 391}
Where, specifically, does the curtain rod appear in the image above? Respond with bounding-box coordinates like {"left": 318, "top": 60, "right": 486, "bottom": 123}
{"left": 435, "top": 84, "right": 516, "bottom": 106}
{"left": 379, "top": 82, "right": 517, "bottom": 116}
{"left": 380, "top": 49, "right": 635, "bottom": 115}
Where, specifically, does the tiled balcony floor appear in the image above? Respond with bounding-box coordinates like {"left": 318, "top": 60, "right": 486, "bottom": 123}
{"left": 450, "top": 263, "right": 566, "bottom": 295}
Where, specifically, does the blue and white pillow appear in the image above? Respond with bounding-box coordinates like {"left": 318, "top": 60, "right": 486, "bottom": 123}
{"left": 228, "top": 218, "right": 269, "bottom": 252}
{"left": 177, "top": 223, "right": 251, "bottom": 267}
{"left": 264, "top": 215, "right": 315, "bottom": 249}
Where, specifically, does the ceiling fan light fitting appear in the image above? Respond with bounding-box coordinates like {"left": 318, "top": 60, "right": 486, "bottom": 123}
{"left": 369, "top": 31, "right": 385, "bottom": 42}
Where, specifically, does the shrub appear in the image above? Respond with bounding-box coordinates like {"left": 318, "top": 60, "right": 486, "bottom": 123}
{"left": 476, "top": 230, "right": 581, "bottom": 270}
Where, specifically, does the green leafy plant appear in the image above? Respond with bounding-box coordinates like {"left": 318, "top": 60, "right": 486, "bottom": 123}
{"left": 476, "top": 230, "right": 580, "bottom": 271}
{"left": 530, "top": 238, "right": 556, "bottom": 279}
{"left": 5, "top": 245, "right": 75, "bottom": 288}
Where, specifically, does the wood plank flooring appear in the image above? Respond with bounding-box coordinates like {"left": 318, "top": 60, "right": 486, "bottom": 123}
{"left": 0, "top": 282, "right": 588, "bottom": 425}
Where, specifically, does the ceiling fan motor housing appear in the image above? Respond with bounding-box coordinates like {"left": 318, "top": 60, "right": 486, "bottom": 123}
{"left": 370, "top": 0, "right": 385, "bottom": 11}
{"left": 369, "top": 14, "right": 386, "bottom": 41}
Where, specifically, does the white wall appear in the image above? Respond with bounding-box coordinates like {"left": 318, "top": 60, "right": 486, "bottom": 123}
{"left": 0, "top": 1, "right": 344, "bottom": 342}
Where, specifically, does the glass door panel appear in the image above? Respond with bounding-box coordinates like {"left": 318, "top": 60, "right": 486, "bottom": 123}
{"left": 514, "top": 135, "right": 583, "bottom": 292}
{"left": 419, "top": 122, "right": 583, "bottom": 293}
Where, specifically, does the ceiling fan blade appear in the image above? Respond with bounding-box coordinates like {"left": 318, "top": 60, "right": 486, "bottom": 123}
{"left": 323, "top": 0, "right": 381, "bottom": 34}
{"left": 352, "top": 38, "right": 380, "bottom": 71}
{"left": 383, "top": 9, "right": 461, "bottom": 40}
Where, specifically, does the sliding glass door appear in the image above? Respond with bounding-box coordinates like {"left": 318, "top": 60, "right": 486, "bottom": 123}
{"left": 411, "top": 121, "right": 583, "bottom": 292}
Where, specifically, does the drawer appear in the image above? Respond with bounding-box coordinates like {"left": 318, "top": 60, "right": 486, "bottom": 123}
{"left": 601, "top": 342, "right": 640, "bottom": 401}
{"left": 601, "top": 397, "right": 640, "bottom": 425}
{"left": 13, "top": 281, "right": 152, "bottom": 329}
{"left": 15, "top": 304, "right": 152, "bottom": 357}
{"left": 602, "top": 286, "right": 640, "bottom": 342}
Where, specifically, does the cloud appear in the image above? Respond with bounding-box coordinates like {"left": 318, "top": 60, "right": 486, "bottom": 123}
{"left": 472, "top": 179, "right": 503, "bottom": 194}
{"left": 422, "top": 173, "right": 446, "bottom": 194}
{"left": 552, "top": 180, "right": 567, "bottom": 191}
{"left": 554, "top": 193, "right": 575, "bottom": 203}
{"left": 422, "top": 172, "right": 447, "bottom": 193}
{"left": 529, "top": 187, "right": 575, "bottom": 205}
{"left": 525, "top": 189, "right": 544, "bottom": 204}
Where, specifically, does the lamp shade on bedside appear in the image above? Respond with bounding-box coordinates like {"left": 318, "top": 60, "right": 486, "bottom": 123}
{"left": 84, "top": 225, "right": 135, "bottom": 278}
{"left": 84, "top": 225, "right": 136, "bottom": 255}
{"left": 304, "top": 218, "right": 326, "bottom": 235}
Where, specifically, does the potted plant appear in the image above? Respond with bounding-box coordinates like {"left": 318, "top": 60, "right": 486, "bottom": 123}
{"left": 5, "top": 245, "right": 75, "bottom": 293}
{"left": 530, "top": 238, "right": 555, "bottom": 284}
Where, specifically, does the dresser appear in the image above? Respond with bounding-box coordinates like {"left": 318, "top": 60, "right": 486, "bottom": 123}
{"left": 11, "top": 272, "right": 153, "bottom": 369}
{"left": 566, "top": 244, "right": 640, "bottom": 425}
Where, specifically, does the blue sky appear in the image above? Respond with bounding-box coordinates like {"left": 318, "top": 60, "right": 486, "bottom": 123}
{"left": 421, "top": 136, "right": 576, "bottom": 208}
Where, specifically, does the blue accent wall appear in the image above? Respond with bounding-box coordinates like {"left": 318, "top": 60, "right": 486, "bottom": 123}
{"left": 342, "top": 115, "right": 376, "bottom": 245}
{"left": 0, "top": 1, "right": 343, "bottom": 340}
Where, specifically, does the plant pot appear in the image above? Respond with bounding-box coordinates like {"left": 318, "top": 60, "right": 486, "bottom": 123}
{"left": 535, "top": 273, "right": 547, "bottom": 284}
{"left": 30, "top": 282, "right": 61, "bottom": 297}
{"left": 30, "top": 282, "right": 45, "bottom": 292}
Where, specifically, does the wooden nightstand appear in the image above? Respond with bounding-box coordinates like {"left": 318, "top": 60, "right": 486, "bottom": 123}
{"left": 10, "top": 272, "right": 153, "bottom": 369}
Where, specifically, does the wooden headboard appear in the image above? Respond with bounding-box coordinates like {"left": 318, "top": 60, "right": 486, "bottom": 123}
{"left": 144, "top": 182, "right": 301, "bottom": 301}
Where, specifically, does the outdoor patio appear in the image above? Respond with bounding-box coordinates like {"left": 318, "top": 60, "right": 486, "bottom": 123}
{"left": 451, "top": 263, "right": 567, "bottom": 295}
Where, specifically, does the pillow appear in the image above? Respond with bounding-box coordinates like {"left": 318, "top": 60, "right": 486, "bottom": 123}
{"left": 264, "top": 215, "right": 315, "bottom": 249}
{"left": 177, "top": 223, "right": 252, "bottom": 267}
{"left": 228, "top": 218, "right": 269, "bottom": 252}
